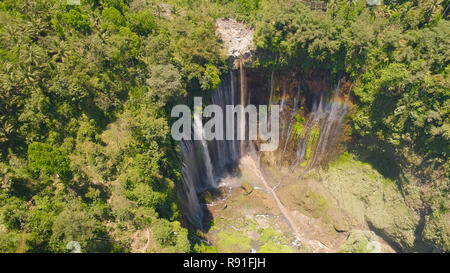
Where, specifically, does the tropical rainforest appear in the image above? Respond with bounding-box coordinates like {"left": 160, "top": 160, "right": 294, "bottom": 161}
{"left": 0, "top": 0, "right": 448, "bottom": 253}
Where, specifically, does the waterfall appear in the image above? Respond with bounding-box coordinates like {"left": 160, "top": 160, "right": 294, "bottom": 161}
{"left": 210, "top": 70, "right": 239, "bottom": 166}
{"left": 179, "top": 69, "right": 348, "bottom": 229}
{"left": 193, "top": 113, "right": 216, "bottom": 188}
{"left": 229, "top": 70, "right": 238, "bottom": 160}
{"left": 268, "top": 71, "right": 274, "bottom": 131}
{"left": 239, "top": 58, "right": 246, "bottom": 156}
{"left": 179, "top": 140, "right": 204, "bottom": 227}
{"left": 269, "top": 71, "right": 274, "bottom": 106}
{"left": 280, "top": 83, "right": 286, "bottom": 112}
{"left": 289, "top": 81, "right": 347, "bottom": 172}
{"left": 180, "top": 71, "right": 241, "bottom": 229}
{"left": 282, "top": 85, "right": 300, "bottom": 160}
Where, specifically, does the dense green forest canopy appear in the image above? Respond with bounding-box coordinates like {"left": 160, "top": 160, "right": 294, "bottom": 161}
{"left": 0, "top": 0, "right": 448, "bottom": 252}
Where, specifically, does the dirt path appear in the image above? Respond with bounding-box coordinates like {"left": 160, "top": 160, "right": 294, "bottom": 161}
{"left": 141, "top": 228, "right": 150, "bottom": 253}
{"left": 240, "top": 156, "right": 332, "bottom": 252}
{"left": 240, "top": 156, "right": 303, "bottom": 240}
{"left": 132, "top": 228, "right": 151, "bottom": 253}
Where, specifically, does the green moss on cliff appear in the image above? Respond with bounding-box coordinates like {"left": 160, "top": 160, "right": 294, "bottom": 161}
{"left": 423, "top": 211, "right": 450, "bottom": 252}
{"left": 338, "top": 230, "right": 382, "bottom": 253}
{"left": 322, "top": 153, "right": 419, "bottom": 250}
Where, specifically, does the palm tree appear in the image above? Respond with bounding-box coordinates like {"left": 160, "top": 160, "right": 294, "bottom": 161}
{"left": 428, "top": 0, "right": 443, "bottom": 14}
{"left": 345, "top": 0, "right": 357, "bottom": 20}
{"left": 328, "top": 0, "right": 339, "bottom": 19}
{"left": 425, "top": 0, "right": 444, "bottom": 23}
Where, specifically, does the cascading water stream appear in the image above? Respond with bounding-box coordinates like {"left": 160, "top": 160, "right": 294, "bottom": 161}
{"left": 179, "top": 140, "right": 204, "bottom": 227}
{"left": 282, "top": 85, "right": 301, "bottom": 160}
{"left": 239, "top": 58, "right": 246, "bottom": 156}
{"left": 193, "top": 113, "right": 216, "bottom": 189}
{"left": 280, "top": 85, "right": 286, "bottom": 113}
{"left": 230, "top": 70, "right": 238, "bottom": 159}
{"left": 289, "top": 81, "right": 348, "bottom": 172}
{"left": 179, "top": 69, "right": 242, "bottom": 229}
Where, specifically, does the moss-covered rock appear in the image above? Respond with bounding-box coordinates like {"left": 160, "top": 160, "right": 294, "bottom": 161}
{"left": 338, "top": 230, "right": 382, "bottom": 253}
{"left": 200, "top": 191, "right": 213, "bottom": 204}
{"left": 257, "top": 227, "right": 296, "bottom": 253}
{"left": 332, "top": 217, "right": 349, "bottom": 232}
{"left": 240, "top": 181, "right": 253, "bottom": 195}
{"left": 422, "top": 211, "right": 450, "bottom": 252}
{"left": 299, "top": 189, "right": 328, "bottom": 218}
{"left": 322, "top": 154, "right": 419, "bottom": 250}
{"left": 216, "top": 230, "right": 252, "bottom": 253}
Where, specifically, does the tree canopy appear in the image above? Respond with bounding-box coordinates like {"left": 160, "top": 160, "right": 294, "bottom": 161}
{"left": 0, "top": 0, "right": 448, "bottom": 252}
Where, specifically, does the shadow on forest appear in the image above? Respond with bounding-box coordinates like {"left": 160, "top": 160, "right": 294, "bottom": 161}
{"left": 346, "top": 135, "right": 402, "bottom": 181}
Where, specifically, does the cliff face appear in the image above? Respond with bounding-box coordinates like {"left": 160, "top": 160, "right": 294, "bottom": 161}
{"left": 246, "top": 67, "right": 442, "bottom": 252}
{"left": 245, "top": 68, "right": 418, "bottom": 252}
{"left": 216, "top": 18, "right": 254, "bottom": 59}
{"left": 244, "top": 67, "right": 351, "bottom": 170}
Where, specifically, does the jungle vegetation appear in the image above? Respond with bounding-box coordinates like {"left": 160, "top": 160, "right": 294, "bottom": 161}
{"left": 0, "top": 0, "right": 448, "bottom": 252}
